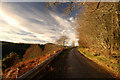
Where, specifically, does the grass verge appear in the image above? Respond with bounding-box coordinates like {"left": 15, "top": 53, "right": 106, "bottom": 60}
{"left": 78, "top": 47, "right": 120, "bottom": 79}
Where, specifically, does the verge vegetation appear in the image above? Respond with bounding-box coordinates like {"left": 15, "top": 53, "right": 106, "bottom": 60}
{"left": 78, "top": 47, "right": 120, "bottom": 79}
{"left": 2, "top": 41, "right": 64, "bottom": 79}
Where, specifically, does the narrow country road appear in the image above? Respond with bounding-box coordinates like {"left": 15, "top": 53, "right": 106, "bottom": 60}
{"left": 64, "top": 47, "right": 113, "bottom": 78}
{"left": 34, "top": 47, "right": 113, "bottom": 79}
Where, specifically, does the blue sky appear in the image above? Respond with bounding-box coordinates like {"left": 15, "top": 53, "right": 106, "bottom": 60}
{"left": 0, "top": 2, "right": 82, "bottom": 46}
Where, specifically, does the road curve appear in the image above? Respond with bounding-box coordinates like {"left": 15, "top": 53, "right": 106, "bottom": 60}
{"left": 35, "top": 47, "right": 114, "bottom": 79}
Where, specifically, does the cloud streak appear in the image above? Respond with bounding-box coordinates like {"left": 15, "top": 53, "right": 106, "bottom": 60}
{"left": 0, "top": 2, "right": 79, "bottom": 46}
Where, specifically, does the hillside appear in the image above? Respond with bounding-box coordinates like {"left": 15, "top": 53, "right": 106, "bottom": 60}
{"left": 23, "top": 43, "right": 62, "bottom": 61}
{"left": 2, "top": 41, "right": 31, "bottom": 59}
{"left": 2, "top": 48, "right": 64, "bottom": 79}
{"left": 2, "top": 41, "right": 63, "bottom": 71}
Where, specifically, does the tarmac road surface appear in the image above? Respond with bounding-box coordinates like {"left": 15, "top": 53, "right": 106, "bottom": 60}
{"left": 34, "top": 47, "right": 114, "bottom": 80}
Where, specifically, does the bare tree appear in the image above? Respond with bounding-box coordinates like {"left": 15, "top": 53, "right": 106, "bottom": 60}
{"left": 56, "top": 36, "right": 68, "bottom": 46}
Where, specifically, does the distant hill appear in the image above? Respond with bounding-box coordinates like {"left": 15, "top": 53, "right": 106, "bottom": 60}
{"left": 23, "top": 43, "right": 62, "bottom": 61}
{"left": 2, "top": 41, "right": 61, "bottom": 60}
{"left": 2, "top": 41, "right": 31, "bottom": 59}
{"left": 2, "top": 41, "right": 63, "bottom": 70}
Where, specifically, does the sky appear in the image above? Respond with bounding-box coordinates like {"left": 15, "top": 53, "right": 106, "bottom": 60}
{"left": 0, "top": 2, "right": 81, "bottom": 46}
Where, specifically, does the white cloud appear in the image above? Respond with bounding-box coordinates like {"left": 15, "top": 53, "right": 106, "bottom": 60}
{"left": 0, "top": 3, "right": 79, "bottom": 46}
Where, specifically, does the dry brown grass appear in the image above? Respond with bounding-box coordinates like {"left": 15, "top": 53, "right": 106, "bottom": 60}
{"left": 2, "top": 48, "right": 64, "bottom": 79}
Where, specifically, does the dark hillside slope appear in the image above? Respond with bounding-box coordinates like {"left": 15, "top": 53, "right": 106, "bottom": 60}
{"left": 2, "top": 41, "right": 63, "bottom": 71}
{"left": 2, "top": 41, "right": 31, "bottom": 59}
{"left": 23, "top": 43, "right": 62, "bottom": 61}
{"left": 2, "top": 41, "right": 46, "bottom": 60}
{"left": 2, "top": 41, "right": 62, "bottom": 61}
